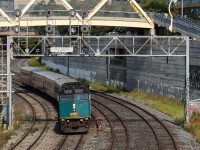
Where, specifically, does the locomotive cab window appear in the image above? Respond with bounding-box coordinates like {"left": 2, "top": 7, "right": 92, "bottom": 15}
{"left": 60, "top": 88, "right": 89, "bottom": 101}
{"left": 60, "top": 93, "right": 89, "bottom": 101}
{"left": 74, "top": 93, "right": 88, "bottom": 100}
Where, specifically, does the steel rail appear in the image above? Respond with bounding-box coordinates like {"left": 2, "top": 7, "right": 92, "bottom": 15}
{"left": 11, "top": 80, "right": 48, "bottom": 150}
{"left": 92, "top": 98, "right": 129, "bottom": 150}
{"left": 91, "top": 104, "right": 114, "bottom": 150}
{"left": 10, "top": 87, "right": 36, "bottom": 150}
{"left": 92, "top": 90, "right": 177, "bottom": 150}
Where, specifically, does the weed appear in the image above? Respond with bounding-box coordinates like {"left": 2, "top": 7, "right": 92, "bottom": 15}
{"left": 29, "top": 128, "right": 39, "bottom": 134}
{"left": 27, "top": 57, "right": 55, "bottom": 71}
{"left": 90, "top": 82, "right": 122, "bottom": 93}
{"left": 0, "top": 128, "right": 12, "bottom": 146}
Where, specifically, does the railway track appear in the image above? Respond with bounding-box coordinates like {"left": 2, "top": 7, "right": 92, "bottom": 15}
{"left": 92, "top": 91, "right": 178, "bottom": 150}
{"left": 57, "top": 134, "right": 84, "bottom": 150}
{"left": 11, "top": 78, "right": 66, "bottom": 150}
{"left": 10, "top": 84, "right": 48, "bottom": 150}
{"left": 9, "top": 88, "right": 36, "bottom": 149}
{"left": 92, "top": 99, "right": 129, "bottom": 149}
{"left": 7, "top": 59, "right": 184, "bottom": 149}
{"left": 10, "top": 60, "right": 86, "bottom": 150}
{"left": 57, "top": 114, "right": 99, "bottom": 150}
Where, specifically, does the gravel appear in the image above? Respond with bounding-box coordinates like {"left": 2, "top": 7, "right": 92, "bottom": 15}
{"left": 108, "top": 93, "right": 200, "bottom": 150}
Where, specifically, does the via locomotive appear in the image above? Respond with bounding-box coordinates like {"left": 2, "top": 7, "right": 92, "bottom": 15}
{"left": 20, "top": 66, "right": 91, "bottom": 133}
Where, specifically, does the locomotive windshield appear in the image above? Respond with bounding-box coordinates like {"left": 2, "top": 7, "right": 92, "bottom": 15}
{"left": 60, "top": 87, "right": 89, "bottom": 101}
{"left": 60, "top": 82, "right": 89, "bottom": 101}
{"left": 60, "top": 93, "right": 88, "bottom": 101}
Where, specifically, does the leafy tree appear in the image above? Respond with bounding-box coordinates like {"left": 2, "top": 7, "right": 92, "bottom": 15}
{"left": 90, "top": 26, "right": 113, "bottom": 35}
{"left": 140, "top": 0, "right": 168, "bottom": 13}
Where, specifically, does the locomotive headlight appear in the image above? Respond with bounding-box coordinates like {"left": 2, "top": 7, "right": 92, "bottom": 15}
{"left": 73, "top": 104, "right": 76, "bottom": 112}
{"left": 80, "top": 119, "right": 83, "bottom": 122}
{"left": 67, "top": 120, "right": 69, "bottom": 124}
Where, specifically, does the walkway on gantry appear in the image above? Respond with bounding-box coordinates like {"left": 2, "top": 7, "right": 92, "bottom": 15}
{"left": 148, "top": 12, "right": 200, "bottom": 39}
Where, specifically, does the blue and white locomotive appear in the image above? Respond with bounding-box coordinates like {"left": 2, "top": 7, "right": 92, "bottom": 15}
{"left": 20, "top": 66, "right": 91, "bottom": 133}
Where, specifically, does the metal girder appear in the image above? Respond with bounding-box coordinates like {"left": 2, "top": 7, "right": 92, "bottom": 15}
{"left": 0, "top": 9, "right": 13, "bottom": 24}
{"left": 18, "top": 0, "right": 37, "bottom": 19}
{"left": 59, "top": 0, "right": 82, "bottom": 21}
{"left": 128, "top": 0, "right": 154, "bottom": 28}
{"left": 0, "top": 16, "right": 152, "bottom": 28}
{"left": 0, "top": 0, "right": 154, "bottom": 29}
{"left": 86, "top": 0, "right": 109, "bottom": 20}
{"left": 0, "top": 42, "right": 9, "bottom": 128}
{"left": 9, "top": 35, "right": 187, "bottom": 57}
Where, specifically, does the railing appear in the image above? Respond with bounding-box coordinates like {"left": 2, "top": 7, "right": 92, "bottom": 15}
{"left": 148, "top": 12, "right": 200, "bottom": 39}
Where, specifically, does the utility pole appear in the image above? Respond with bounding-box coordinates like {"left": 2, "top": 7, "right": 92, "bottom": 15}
{"left": 181, "top": 0, "right": 183, "bottom": 17}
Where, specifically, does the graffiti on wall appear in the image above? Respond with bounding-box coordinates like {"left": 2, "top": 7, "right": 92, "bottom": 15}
{"left": 190, "top": 65, "right": 200, "bottom": 88}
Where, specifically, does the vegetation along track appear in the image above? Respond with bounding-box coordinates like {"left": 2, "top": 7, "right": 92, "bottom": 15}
{"left": 92, "top": 91, "right": 178, "bottom": 150}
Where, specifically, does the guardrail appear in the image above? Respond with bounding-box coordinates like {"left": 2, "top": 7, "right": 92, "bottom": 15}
{"left": 148, "top": 12, "right": 200, "bottom": 39}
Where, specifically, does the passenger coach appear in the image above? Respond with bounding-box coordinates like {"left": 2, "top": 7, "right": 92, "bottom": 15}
{"left": 20, "top": 66, "right": 91, "bottom": 133}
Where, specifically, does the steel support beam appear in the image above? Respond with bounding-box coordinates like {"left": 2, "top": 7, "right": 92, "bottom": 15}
{"left": 7, "top": 37, "right": 12, "bottom": 130}
{"left": 59, "top": 0, "right": 82, "bottom": 21}
{"left": 86, "top": 0, "right": 108, "bottom": 20}
{"left": 129, "top": 0, "right": 154, "bottom": 28}
{"left": 185, "top": 36, "right": 190, "bottom": 123}
{"left": 0, "top": 17, "right": 151, "bottom": 28}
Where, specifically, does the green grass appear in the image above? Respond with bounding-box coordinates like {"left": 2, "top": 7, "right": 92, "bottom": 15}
{"left": 119, "top": 90, "right": 184, "bottom": 124}
{"left": 27, "top": 57, "right": 55, "bottom": 72}
{"left": 90, "top": 82, "right": 122, "bottom": 93}
{"left": 90, "top": 83, "right": 185, "bottom": 125}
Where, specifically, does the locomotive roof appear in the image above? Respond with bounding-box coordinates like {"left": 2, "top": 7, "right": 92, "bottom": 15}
{"left": 21, "top": 66, "right": 77, "bottom": 86}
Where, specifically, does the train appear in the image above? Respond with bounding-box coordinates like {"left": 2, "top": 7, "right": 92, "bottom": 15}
{"left": 20, "top": 66, "right": 91, "bottom": 133}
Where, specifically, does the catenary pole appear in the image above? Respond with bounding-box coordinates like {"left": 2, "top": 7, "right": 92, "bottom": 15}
{"left": 185, "top": 36, "right": 190, "bottom": 123}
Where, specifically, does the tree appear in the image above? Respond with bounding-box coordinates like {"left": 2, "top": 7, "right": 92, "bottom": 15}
{"left": 140, "top": 0, "right": 169, "bottom": 13}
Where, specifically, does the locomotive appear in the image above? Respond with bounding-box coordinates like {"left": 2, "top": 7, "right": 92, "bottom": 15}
{"left": 20, "top": 66, "right": 91, "bottom": 133}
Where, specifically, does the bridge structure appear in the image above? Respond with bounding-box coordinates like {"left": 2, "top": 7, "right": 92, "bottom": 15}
{"left": 0, "top": 0, "right": 192, "bottom": 129}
